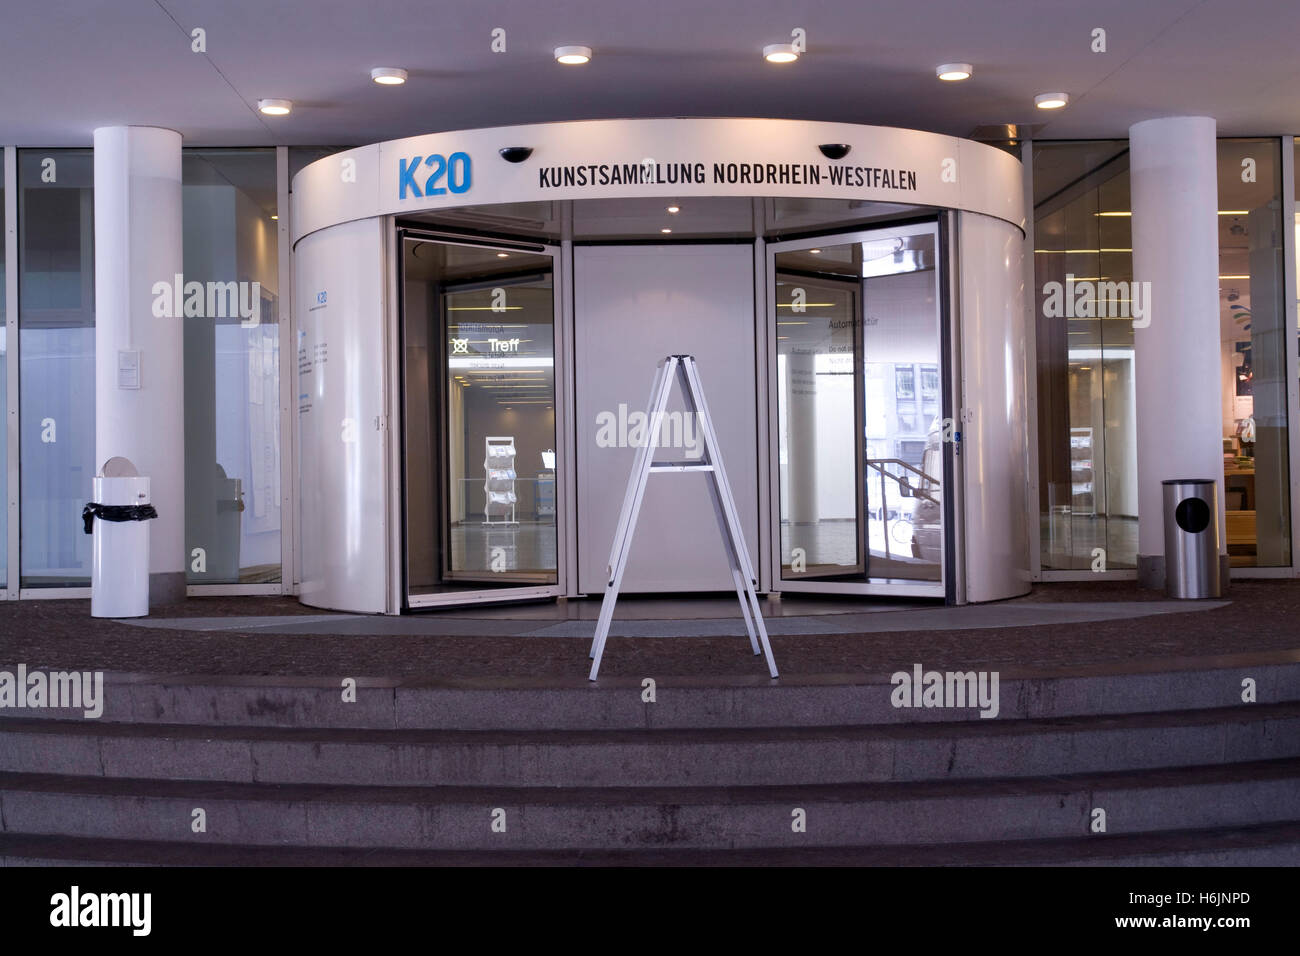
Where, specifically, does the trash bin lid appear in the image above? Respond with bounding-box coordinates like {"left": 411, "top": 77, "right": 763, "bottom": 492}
{"left": 101, "top": 456, "right": 139, "bottom": 477}
{"left": 1161, "top": 478, "right": 1215, "bottom": 485}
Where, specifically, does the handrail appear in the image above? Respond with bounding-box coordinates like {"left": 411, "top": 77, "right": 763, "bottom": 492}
{"left": 865, "top": 458, "right": 939, "bottom": 506}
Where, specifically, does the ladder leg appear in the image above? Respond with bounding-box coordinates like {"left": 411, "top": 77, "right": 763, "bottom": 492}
{"left": 734, "top": 570, "right": 760, "bottom": 655}
{"left": 706, "top": 480, "right": 760, "bottom": 655}
{"left": 684, "top": 357, "right": 779, "bottom": 678}
{"left": 590, "top": 359, "right": 677, "bottom": 679}
{"left": 716, "top": 488, "right": 773, "bottom": 670}
{"left": 588, "top": 360, "right": 669, "bottom": 661}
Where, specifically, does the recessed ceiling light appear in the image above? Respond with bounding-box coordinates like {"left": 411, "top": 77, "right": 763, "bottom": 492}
{"left": 936, "top": 63, "right": 972, "bottom": 81}
{"left": 809, "top": 249, "right": 822, "bottom": 254}
{"left": 370, "top": 67, "right": 408, "bottom": 85}
{"left": 257, "top": 98, "right": 292, "bottom": 116}
{"left": 666, "top": 205, "right": 680, "bottom": 214}
{"left": 1034, "top": 92, "right": 1069, "bottom": 110}
{"left": 763, "top": 43, "right": 799, "bottom": 64}
{"left": 497, "top": 253, "right": 509, "bottom": 258}
{"left": 555, "top": 45, "right": 592, "bottom": 65}
{"left": 661, "top": 228, "right": 672, "bottom": 234}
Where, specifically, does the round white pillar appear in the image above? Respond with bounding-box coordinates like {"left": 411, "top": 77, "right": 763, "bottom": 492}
{"left": 93, "top": 126, "right": 185, "bottom": 604}
{"left": 1129, "top": 116, "right": 1227, "bottom": 587}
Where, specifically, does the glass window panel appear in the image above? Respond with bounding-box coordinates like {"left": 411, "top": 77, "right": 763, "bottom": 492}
{"left": 446, "top": 281, "right": 555, "bottom": 581}
{"left": 18, "top": 149, "right": 95, "bottom": 587}
{"left": 1033, "top": 141, "right": 1138, "bottom": 570}
{"left": 862, "top": 239, "right": 942, "bottom": 581}
{"left": 0, "top": 153, "right": 6, "bottom": 588}
{"left": 775, "top": 271, "right": 861, "bottom": 578}
{"left": 1221, "top": 139, "right": 1288, "bottom": 567}
{"left": 182, "top": 149, "right": 281, "bottom": 584}
{"left": 1295, "top": 140, "right": 1300, "bottom": 566}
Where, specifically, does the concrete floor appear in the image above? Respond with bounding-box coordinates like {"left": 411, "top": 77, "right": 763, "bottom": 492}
{"left": 0, "top": 580, "right": 1296, "bottom": 680}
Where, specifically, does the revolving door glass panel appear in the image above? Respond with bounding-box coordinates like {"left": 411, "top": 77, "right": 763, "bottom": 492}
{"left": 402, "top": 235, "right": 559, "bottom": 597}
{"left": 774, "top": 222, "right": 944, "bottom": 585}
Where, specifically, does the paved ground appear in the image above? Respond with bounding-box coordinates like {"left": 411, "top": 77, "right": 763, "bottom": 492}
{"left": 0, "top": 580, "right": 1297, "bottom": 679}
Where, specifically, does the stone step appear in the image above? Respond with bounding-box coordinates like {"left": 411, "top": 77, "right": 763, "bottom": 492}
{"left": 3, "top": 703, "right": 1296, "bottom": 787}
{"left": 6, "top": 658, "right": 1296, "bottom": 730}
{"left": 3, "top": 821, "right": 1298, "bottom": 866}
{"left": 1, "top": 758, "right": 1297, "bottom": 851}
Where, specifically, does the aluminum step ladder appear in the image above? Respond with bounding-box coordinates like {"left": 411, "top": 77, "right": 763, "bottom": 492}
{"left": 588, "top": 354, "right": 779, "bottom": 681}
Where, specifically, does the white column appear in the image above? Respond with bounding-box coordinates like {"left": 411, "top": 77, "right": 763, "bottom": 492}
{"left": 93, "top": 126, "right": 185, "bottom": 603}
{"left": 1129, "top": 116, "right": 1226, "bottom": 586}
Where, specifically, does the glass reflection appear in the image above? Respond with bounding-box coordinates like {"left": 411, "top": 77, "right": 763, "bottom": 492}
{"left": 775, "top": 224, "right": 943, "bottom": 584}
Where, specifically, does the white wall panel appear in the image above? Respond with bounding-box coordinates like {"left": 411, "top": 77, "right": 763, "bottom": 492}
{"left": 294, "top": 217, "right": 388, "bottom": 612}
{"left": 958, "top": 212, "right": 1031, "bottom": 602}
{"left": 575, "top": 245, "right": 758, "bottom": 593}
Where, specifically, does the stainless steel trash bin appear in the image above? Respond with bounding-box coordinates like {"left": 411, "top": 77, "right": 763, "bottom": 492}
{"left": 1162, "top": 478, "right": 1222, "bottom": 599}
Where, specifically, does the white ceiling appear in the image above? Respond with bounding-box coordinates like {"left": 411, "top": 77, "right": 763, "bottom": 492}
{"left": 2, "top": 0, "right": 1298, "bottom": 147}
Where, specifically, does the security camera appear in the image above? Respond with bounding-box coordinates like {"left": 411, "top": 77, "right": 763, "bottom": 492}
{"left": 499, "top": 147, "right": 534, "bottom": 163}
{"left": 819, "top": 144, "right": 851, "bottom": 160}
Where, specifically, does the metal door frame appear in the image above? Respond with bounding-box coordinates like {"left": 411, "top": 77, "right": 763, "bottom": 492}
{"left": 396, "top": 227, "right": 568, "bottom": 609}
{"left": 764, "top": 219, "right": 950, "bottom": 599}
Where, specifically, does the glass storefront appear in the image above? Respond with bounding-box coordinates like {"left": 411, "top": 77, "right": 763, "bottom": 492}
{"left": 182, "top": 149, "right": 282, "bottom": 584}
{"left": 1218, "top": 139, "right": 1289, "bottom": 568}
{"left": 1034, "top": 137, "right": 1294, "bottom": 573}
{"left": 17, "top": 149, "right": 95, "bottom": 587}
{"left": 0, "top": 153, "right": 5, "bottom": 588}
{"left": 1033, "top": 140, "right": 1137, "bottom": 571}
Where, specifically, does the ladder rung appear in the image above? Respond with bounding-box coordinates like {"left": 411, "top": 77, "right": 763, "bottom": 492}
{"left": 649, "top": 462, "right": 714, "bottom": 472}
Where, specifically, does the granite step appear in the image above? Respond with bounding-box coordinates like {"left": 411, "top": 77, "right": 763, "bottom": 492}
{"left": 3, "top": 820, "right": 1297, "bottom": 866}
{"left": 2, "top": 702, "right": 1297, "bottom": 787}
{"left": 6, "top": 659, "right": 1293, "bottom": 730}
{"left": 1, "top": 758, "right": 1296, "bottom": 851}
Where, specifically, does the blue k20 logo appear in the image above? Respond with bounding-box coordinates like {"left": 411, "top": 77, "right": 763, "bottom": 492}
{"left": 398, "top": 152, "right": 472, "bottom": 199}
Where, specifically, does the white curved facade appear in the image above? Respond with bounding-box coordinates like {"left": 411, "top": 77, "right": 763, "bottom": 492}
{"left": 292, "top": 118, "right": 1024, "bottom": 243}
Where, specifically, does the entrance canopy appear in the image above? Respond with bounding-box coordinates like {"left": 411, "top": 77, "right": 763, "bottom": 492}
{"left": 290, "top": 118, "right": 1029, "bottom": 614}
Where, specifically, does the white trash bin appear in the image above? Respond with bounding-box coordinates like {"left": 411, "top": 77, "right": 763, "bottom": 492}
{"left": 85, "top": 458, "right": 155, "bottom": 618}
